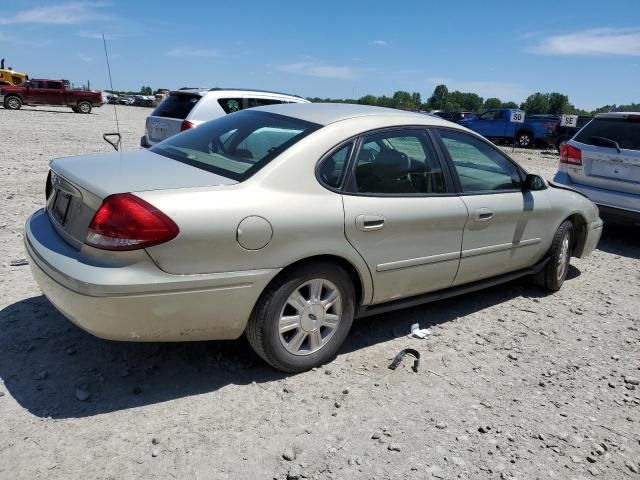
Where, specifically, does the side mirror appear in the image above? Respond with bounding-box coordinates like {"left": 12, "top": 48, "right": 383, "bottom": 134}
{"left": 524, "top": 174, "right": 547, "bottom": 191}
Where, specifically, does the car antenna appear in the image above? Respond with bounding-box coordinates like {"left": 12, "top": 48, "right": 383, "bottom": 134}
{"left": 102, "top": 34, "right": 121, "bottom": 151}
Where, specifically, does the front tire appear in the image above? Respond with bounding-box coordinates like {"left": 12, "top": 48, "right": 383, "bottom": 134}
{"left": 4, "top": 96, "right": 22, "bottom": 110}
{"left": 246, "top": 263, "right": 355, "bottom": 373}
{"left": 534, "top": 220, "right": 573, "bottom": 291}
{"left": 77, "top": 101, "right": 92, "bottom": 114}
{"left": 516, "top": 131, "right": 534, "bottom": 148}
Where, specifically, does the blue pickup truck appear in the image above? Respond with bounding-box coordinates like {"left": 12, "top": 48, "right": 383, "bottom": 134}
{"left": 458, "top": 109, "right": 559, "bottom": 148}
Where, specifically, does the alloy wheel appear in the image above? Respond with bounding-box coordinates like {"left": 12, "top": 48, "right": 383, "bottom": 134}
{"left": 556, "top": 232, "right": 570, "bottom": 280}
{"left": 278, "top": 278, "right": 342, "bottom": 356}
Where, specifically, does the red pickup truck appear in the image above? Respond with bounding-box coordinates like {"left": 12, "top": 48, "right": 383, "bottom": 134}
{"left": 0, "top": 79, "right": 103, "bottom": 113}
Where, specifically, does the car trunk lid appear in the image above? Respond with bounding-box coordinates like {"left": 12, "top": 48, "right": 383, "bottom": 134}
{"left": 568, "top": 143, "right": 640, "bottom": 195}
{"left": 566, "top": 115, "right": 640, "bottom": 195}
{"left": 145, "top": 92, "right": 202, "bottom": 145}
{"left": 46, "top": 149, "right": 237, "bottom": 249}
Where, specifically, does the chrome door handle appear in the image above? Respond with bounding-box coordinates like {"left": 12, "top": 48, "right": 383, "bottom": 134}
{"left": 356, "top": 214, "right": 385, "bottom": 231}
{"left": 474, "top": 208, "right": 494, "bottom": 222}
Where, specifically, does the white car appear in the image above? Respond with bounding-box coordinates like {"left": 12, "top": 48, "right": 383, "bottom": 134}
{"left": 554, "top": 112, "right": 640, "bottom": 222}
{"left": 140, "top": 88, "right": 310, "bottom": 147}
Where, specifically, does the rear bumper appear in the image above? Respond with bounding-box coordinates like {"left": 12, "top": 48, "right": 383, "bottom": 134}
{"left": 25, "top": 209, "right": 279, "bottom": 341}
{"left": 553, "top": 172, "right": 640, "bottom": 216}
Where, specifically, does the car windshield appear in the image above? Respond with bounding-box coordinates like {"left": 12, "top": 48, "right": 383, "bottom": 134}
{"left": 151, "top": 110, "right": 321, "bottom": 181}
{"left": 574, "top": 117, "right": 640, "bottom": 150}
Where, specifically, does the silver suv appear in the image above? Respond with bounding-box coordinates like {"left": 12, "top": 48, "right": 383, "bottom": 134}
{"left": 553, "top": 112, "right": 640, "bottom": 222}
{"left": 140, "top": 88, "right": 309, "bottom": 147}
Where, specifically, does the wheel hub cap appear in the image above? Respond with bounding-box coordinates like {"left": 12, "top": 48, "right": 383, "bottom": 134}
{"left": 278, "top": 278, "right": 343, "bottom": 356}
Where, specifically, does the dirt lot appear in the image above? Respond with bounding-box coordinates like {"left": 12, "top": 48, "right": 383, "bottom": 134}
{"left": 1, "top": 105, "right": 639, "bottom": 480}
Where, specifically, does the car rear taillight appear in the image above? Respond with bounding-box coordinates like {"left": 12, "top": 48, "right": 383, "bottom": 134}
{"left": 86, "top": 193, "right": 179, "bottom": 250}
{"left": 627, "top": 114, "right": 640, "bottom": 122}
{"left": 560, "top": 144, "right": 582, "bottom": 166}
{"left": 180, "top": 120, "right": 195, "bottom": 131}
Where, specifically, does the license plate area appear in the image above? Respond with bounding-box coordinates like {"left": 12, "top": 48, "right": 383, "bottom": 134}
{"left": 50, "top": 190, "right": 72, "bottom": 225}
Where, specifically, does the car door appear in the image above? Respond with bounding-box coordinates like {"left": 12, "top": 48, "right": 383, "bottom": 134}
{"left": 28, "top": 80, "right": 48, "bottom": 104}
{"left": 434, "top": 128, "right": 551, "bottom": 285}
{"left": 45, "top": 81, "right": 64, "bottom": 105}
{"left": 340, "top": 128, "right": 468, "bottom": 304}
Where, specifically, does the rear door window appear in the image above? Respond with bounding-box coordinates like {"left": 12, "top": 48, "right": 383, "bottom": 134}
{"left": 218, "top": 98, "right": 243, "bottom": 113}
{"left": 46, "top": 81, "right": 62, "bottom": 89}
{"left": 151, "top": 93, "right": 201, "bottom": 119}
{"left": 574, "top": 117, "right": 640, "bottom": 150}
{"left": 354, "top": 129, "right": 447, "bottom": 194}
{"left": 246, "top": 98, "right": 284, "bottom": 108}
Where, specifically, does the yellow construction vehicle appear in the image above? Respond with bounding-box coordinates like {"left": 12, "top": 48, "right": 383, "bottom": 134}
{"left": 0, "top": 58, "right": 28, "bottom": 86}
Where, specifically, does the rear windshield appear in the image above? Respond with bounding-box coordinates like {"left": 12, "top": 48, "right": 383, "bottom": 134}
{"left": 150, "top": 110, "right": 321, "bottom": 181}
{"left": 574, "top": 117, "right": 640, "bottom": 150}
{"left": 151, "top": 93, "right": 201, "bottom": 119}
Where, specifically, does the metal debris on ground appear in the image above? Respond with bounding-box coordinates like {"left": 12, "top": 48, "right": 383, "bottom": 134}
{"left": 9, "top": 258, "right": 28, "bottom": 267}
{"left": 388, "top": 348, "right": 421, "bottom": 372}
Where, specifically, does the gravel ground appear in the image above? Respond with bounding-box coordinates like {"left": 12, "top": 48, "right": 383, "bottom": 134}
{"left": 1, "top": 105, "right": 639, "bottom": 480}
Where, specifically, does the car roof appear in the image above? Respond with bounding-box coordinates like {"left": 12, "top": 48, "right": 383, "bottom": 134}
{"left": 171, "top": 87, "right": 306, "bottom": 100}
{"left": 252, "top": 102, "right": 456, "bottom": 127}
{"left": 595, "top": 111, "right": 640, "bottom": 119}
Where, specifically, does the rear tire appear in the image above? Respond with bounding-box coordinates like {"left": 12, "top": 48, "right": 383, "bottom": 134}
{"left": 4, "top": 96, "right": 22, "bottom": 110}
{"left": 77, "top": 101, "right": 92, "bottom": 114}
{"left": 516, "top": 131, "right": 534, "bottom": 148}
{"left": 534, "top": 220, "right": 573, "bottom": 291}
{"left": 246, "top": 262, "right": 355, "bottom": 373}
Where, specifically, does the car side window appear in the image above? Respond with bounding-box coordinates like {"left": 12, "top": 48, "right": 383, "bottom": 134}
{"left": 354, "top": 130, "right": 447, "bottom": 195}
{"left": 218, "top": 98, "right": 243, "bottom": 113}
{"left": 318, "top": 143, "right": 353, "bottom": 189}
{"left": 479, "top": 111, "right": 495, "bottom": 120}
{"left": 247, "top": 98, "right": 283, "bottom": 108}
{"left": 438, "top": 129, "right": 522, "bottom": 193}
{"left": 46, "top": 81, "right": 62, "bottom": 89}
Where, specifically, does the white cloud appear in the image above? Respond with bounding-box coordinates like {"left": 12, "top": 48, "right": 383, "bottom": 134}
{"left": 426, "top": 77, "right": 529, "bottom": 102}
{"left": 78, "top": 53, "right": 93, "bottom": 62}
{"left": 527, "top": 28, "right": 640, "bottom": 56}
{"left": 277, "top": 62, "right": 357, "bottom": 80}
{"left": 371, "top": 40, "right": 387, "bottom": 46}
{"left": 166, "top": 47, "right": 220, "bottom": 58}
{"left": 0, "top": 2, "right": 109, "bottom": 25}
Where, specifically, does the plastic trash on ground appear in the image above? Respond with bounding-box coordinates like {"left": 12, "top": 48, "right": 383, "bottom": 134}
{"left": 410, "top": 323, "right": 432, "bottom": 339}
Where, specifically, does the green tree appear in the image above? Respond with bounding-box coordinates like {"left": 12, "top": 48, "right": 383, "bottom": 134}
{"left": 140, "top": 86, "right": 152, "bottom": 95}
{"left": 411, "top": 92, "right": 422, "bottom": 108}
{"left": 483, "top": 97, "right": 502, "bottom": 110}
{"left": 520, "top": 93, "right": 550, "bottom": 114}
{"left": 547, "top": 92, "right": 570, "bottom": 114}
{"left": 427, "top": 84, "right": 449, "bottom": 111}
{"left": 501, "top": 101, "right": 519, "bottom": 109}
{"left": 392, "top": 90, "right": 415, "bottom": 110}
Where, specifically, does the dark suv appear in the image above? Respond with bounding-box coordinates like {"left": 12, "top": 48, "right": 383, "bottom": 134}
{"left": 529, "top": 115, "right": 593, "bottom": 150}
{"left": 432, "top": 111, "right": 476, "bottom": 123}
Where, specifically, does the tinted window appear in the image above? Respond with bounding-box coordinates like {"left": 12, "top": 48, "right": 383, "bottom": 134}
{"left": 439, "top": 130, "right": 522, "bottom": 192}
{"left": 151, "top": 110, "right": 321, "bottom": 181}
{"left": 151, "top": 93, "right": 201, "bottom": 119}
{"left": 46, "top": 81, "right": 62, "bottom": 89}
{"left": 354, "top": 130, "right": 446, "bottom": 194}
{"left": 247, "top": 98, "right": 283, "bottom": 108}
{"left": 218, "top": 98, "right": 243, "bottom": 113}
{"left": 32, "top": 80, "right": 46, "bottom": 88}
{"left": 318, "top": 143, "right": 352, "bottom": 189}
{"left": 479, "top": 111, "right": 497, "bottom": 120}
{"left": 574, "top": 117, "right": 640, "bottom": 150}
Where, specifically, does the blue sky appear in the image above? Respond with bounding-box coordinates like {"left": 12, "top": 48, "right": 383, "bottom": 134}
{"left": 0, "top": 1, "right": 638, "bottom": 110}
